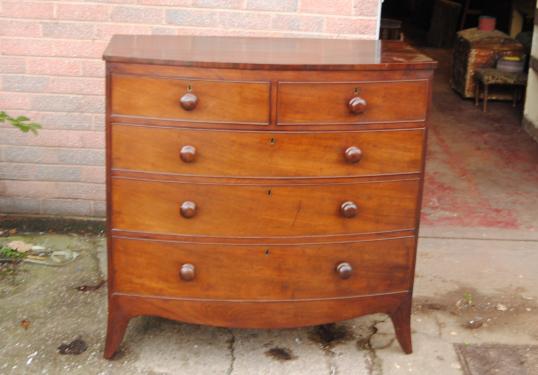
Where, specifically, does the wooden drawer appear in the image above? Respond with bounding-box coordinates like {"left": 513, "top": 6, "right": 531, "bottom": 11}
{"left": 111, "top": 74, "right": 270, "bottom": 124}
{"left": 112, "top": 125, "right": 424, "bottom": 178}
{"left": 112, "top": 237, "right": 414, "bottom": 300}
{"left": 111, "top": 178, "right": 419, "bottom": 237}
{"left": 277, "top": 80, "right": 428, "bottom": 124}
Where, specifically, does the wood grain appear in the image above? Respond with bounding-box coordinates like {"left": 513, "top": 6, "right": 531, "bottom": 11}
{"left": 110, "top": 292, "right": 408, "bottom": 329}
{"left": 111, "top": 236, "right": 414, "bottom": 299}
{"left": 111, "top": 125, "right": 424, "bottom": 178}
{"left": 103, "top": 36, "right": 436, "bottom": 357}
{"left": 103, "top": 35, "right": 437, "bottom": 71}
{"left": 111, "top": 178, "right": 420, "bottom": 237}
{"left": 277, "top": 80, "right": 428, "bottom": 124}
{"left": 111, "top": 74, "right": 270, "bottom": 124}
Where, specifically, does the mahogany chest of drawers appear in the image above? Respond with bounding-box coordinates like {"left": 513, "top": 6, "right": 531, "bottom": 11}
{"left": 102, "top": 35, "right": 436, "bottom": 359}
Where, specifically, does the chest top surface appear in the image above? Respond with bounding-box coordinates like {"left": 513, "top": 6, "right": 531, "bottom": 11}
{"left": 103, "top": 35, "right": 437, "bottom": 71}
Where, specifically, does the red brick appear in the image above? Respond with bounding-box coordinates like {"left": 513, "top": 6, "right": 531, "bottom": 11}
{"left": 56, "top": 183, "right": 105, "bottom": 200}
{"left": 139, "top": 0, "right": 192, "bottom": 5}
{"left": 325, "top": 17, "right": 377, "bottom": 36}
{"left": 151, "top": 26, "right": 178, "bottom": 35}
{"left": 93, "top": 114, "right": 106, "bottom": 130}
{"left": 0, "top": 20, "right": 41, "bottom": 37}
{"left": 2, "top": 75, "right": 49, "bottom": 93}
{"left": 0, "top": 180, "right": 105, "bottom": 200}
{"left": 353, "top": 0, "right": 380, "bottom": 17}
{"left": 33, "top": 112, "right": 94, "bottom": 131}
{"left": 193, "top": 0, "right": 243, "bottom": 9}
{"left": 247, "top": 0, "right": 297, "bottom": 11}
{"left": 0, "top": 129, "right": 105, "bottom": 149}
{"left": 92, "top": 200, "right": 106, "bottom": 217}
{"left": 56, "top": 3, "right": 111, "bottom": 21}
{"left": 48, "top": 77, "right": 105, "bottom": 96}
{"left": 1, "top": 38, "right": 107, "bottom": 58}
{"left": 42, "top": 22, "right": 95, "bottom": 40}
{"left": 41, "top": 199, "right": 92, "bottom": 216}
{"left": 0, "top": 56, "right": 25, "bottom": 74}
{"left": 219, "top": 11, "right": 270, "bottom": 30}
{"left": 26, "top": 58, "right": 82, "bottom": 77}
{"left": 272, "top": 14, "right": 324, "bottom": 32}
{"left": 300, "top": 0, "right": 353, "bottom": 15}
{"left": 110, "top": 6, "right": 164, "bottom": 24}
{"left": 0, "top": 197, "right": 41, "bottom": 214}
{"left": 1, "top": 146, "right": 103, "bottom": 166}
{"left": 95, "top": 24, "right": 152, "bottom": 40}
{"left": 1, "top": 38, "right": 52, "bottom": 56}
{"left": 0, "top": 93, "right": 31, "bottom": 110}
{"left": 1, "top": 181, "right": 54, "bottom": 198}
{"left": 30, "top": 94, "right": 104, "bottom": 114}
{"left": 80, "top": 166, "right": 105, "bottom": 184}
{"left": 0, "top": 1, "right": 54, "bottom": 19}
{"left": 1, "top": 181, "right": 104, "bottom": 200}
{"left": 82, "top": 60, "right": 106, "bottom": 78}
{"left": 51, "top": 40, "right": 108, "bottom": 59}
{"left": 166, "top": 8, "right": 218, "bottom": 27}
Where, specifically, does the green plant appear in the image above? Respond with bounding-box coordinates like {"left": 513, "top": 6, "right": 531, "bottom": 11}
{"left": 0, "top": 111, "right": 41, "bottom": 134}
{"left": 463, "top": 292, "right": 473, "bottom": 305}
{"left": 0, "top": 246, "right": 26, "bottom": 280}
{"left": 0, "top": 246, "right": 26, "bottom": 260}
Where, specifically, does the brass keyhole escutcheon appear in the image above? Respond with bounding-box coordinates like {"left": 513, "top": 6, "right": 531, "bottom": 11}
{"left": 354, "top": 87, "right": 360, "bottom": 95}
{"left": 187, "top": 84, "right": 193, "bottom": 92}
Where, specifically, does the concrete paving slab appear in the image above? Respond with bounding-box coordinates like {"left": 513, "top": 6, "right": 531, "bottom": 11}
{"left": 1, "top": 231, "right": 538, "bottom": 375}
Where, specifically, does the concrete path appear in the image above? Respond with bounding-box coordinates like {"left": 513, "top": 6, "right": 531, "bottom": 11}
{"left": 1, "top": 227, "right": 537, "bottom": 375}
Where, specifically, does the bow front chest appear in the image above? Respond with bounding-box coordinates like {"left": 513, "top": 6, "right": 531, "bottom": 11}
{"left": 103, "top": 35, "right": 436, "bottom": 358}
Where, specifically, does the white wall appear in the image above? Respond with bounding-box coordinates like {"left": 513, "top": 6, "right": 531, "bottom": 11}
{"left": 523, "top": 3, "right": 538, "bottom": 142}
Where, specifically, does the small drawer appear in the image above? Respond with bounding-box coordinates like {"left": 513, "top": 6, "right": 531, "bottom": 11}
{"left": 112, "top": 125, "right": 424, "bottom": 178}
{"left": 277, "top": 80, "right": 428, "bottom": 125}
{"left": 111, "top": 74, "right": 271, "bottom": 124}
{"left": 111, "top": 178, "right": 419, "bottom": 237}
{"left": 112, "top": 237, "right": 414, "bottom": 300}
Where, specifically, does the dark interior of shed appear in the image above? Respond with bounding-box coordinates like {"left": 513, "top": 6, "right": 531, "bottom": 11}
{"left": 378, "top": 0, "right": 538, "bottom": 231}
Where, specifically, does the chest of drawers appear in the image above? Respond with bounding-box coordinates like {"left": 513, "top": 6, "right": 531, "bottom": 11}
{"left": 102, "top": 35, "right": 436, "bottom": 359}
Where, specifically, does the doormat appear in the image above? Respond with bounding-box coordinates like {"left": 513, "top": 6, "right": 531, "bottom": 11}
{"left": 454, "top": 343, "right": 538, "bottom": 375}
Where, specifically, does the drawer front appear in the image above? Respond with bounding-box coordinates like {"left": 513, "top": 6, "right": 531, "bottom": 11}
{"left": 111, "top": 178, "right": 419, "bottom": 237}
{"left": 111, "top": 74, "right": 270, "bottom": 124}
{"left": 112, "top": 237, "right": 414, "bottom": 300}
{"left": 277, "top": 80, "right": 428, "bottom": 124}
{"left": 112, "top": 125, "right": 424, "bottom": 177}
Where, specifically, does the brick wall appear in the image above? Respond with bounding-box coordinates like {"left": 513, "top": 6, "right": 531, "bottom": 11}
{"left": 0, "top": 0, "right": 381, "bottom": 218}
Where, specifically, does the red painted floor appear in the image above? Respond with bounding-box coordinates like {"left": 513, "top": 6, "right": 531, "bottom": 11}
{"left": 420, "top": 48, "right": 538, "bottom": 231}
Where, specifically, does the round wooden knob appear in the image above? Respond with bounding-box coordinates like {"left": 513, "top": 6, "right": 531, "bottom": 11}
{"left": 179, "top": 263, "right": 195, "bottom": 281}
{"left": 348, "top": 96, "right": 367, "bottom": 114}
{"left": 336, "top": 262, "right": 353, "bottom": 279}
{"left": 344, "top": 146, "right": 363, "bottom": 163}
{"left": 180, "top": 145, "right": 196, "bottom": 163}
{"left": 340, "top": 201, "right": 358, "bottom": 218}
{"left": 180, "top": 92, "right": 198, "bottom": 111}
{"left": 180, "top": 201, "right": 197, "bottom": 218}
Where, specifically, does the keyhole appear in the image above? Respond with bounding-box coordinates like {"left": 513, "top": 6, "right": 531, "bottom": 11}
{"left": 354, "top": 87, "right": 360, "bottom": 95}
{"left": 187, "top": 84, "right": 192, "bottom": 92}
{"left": 264, "top": 249, "right": 270, "bottom": 256}
{"left": 267, "top": 189, "right": 272, "bottom": 196}
{"left": 270, "top": 137, "right": 276, "bottom": 144}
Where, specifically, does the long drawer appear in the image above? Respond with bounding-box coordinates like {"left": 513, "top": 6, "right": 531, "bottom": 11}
{"left": 111, "top": 178, "right": 420, "bottom": 237}
{"left": 111, "top": 125, "right": 424, "bottom": 178}
{"left": 277, "top": 80, "right": 428, "bottom": 124}
{"left": 112, "top": 236, "right": 414, "bottom": 300}
{"left": 111, "top": 74, "right": 271, "bottom": 124}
